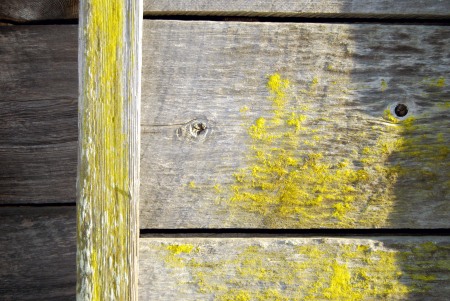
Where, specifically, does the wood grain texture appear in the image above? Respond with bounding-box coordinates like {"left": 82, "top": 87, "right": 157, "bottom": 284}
{"left": 140, "top": 21, "right": 450, "bottom": 229}
{"left": 0, "top": 0, "right": 78, "bottom": 22}
{"left": 143, "top": 0, "right": 450, "bottom": 19}
{"left": 3, "top": 0, "right": 450, "bottom": 22}
{"left": 0, "top": 26, "right": 78, "bottom": 102}
{"left": 139, "top": 237, "right": 450, "bottom": 300}
{"left": 77, "top": 0, "right": 142, "bottom": 300}
{"left": 0, "top": 206, "right": 76, "bottom": 301}
{"left": 0, "top": 25, "right": 78, "bottom": 204}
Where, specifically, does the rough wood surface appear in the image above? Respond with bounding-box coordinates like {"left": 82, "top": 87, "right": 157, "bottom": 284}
{"left": 140, "top": 21, "right": 450, "bottom": 229}
{"left": 0, "top": 206, "right": 76, "bottom": 301}
{"left": 77, "top": 0, "right": 142, "bottom": 300}
{"left": 143, "top": 0, "right": 450, "bottom": 19}
{"left": 0, "top": 26, "right": 78, "bottom": 101}
{"left": 3, "top": 0, "right": 450, "bottom": 22}
{"left": 0, "top": 25, "right": 78, "bottom": 204}
{"left": 0, "top": 0, "right": 78, "bottom": 22}
{"left": 139, "top": 237, "right": 450, "bottom": 300}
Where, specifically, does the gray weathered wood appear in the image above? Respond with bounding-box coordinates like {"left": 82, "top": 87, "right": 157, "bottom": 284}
{"left": 0, "top": 0, "right": 78, "bottom": 22}
{"left": 139, "top": 237, "right": 450, "bottom": 300}
{"left": 143, "top": 0, "right": 450, "bottom": 19}
{"left": 0, "top": 26, "right": 78, "bottom": 101}
{"left": 4, "top": 0, "right": 450, "bottom": 23}
{"left": 0, "top": 25, "right": 78, "bottom": 204}
{"left": 140, "top": 21, "right": 450, "bottom": 229}
{"left": 2, "top": 0, "right": 450, "bottom": 22}
{"left": 1, "top": 24, "right": 448, "bottom": 228}
{"left": 0, "top": 206, "right": 76, "bottom": 301}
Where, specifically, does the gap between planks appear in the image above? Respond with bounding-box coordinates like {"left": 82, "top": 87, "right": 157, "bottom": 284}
{"left": 140, "top": 229, "right": 450, "bottom": 238}
{"left": 143, "top": 15, "right": 450, "bottom": 26}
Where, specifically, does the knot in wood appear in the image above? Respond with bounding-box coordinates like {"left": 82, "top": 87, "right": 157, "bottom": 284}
{"left": 191, "top": 122, "right": 207, "bottom": 136}
{"left": 176, "top": 118, "right": 212, "bottom": 142}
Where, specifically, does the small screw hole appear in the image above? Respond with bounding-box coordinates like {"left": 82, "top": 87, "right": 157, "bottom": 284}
{"left": 394, "top": 104, "right": 408, "bottom": 117}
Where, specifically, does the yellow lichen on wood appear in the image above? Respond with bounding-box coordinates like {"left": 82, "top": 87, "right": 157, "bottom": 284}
{"left": 149, "top": 239, "right": 450, "bottom": 300}
{"left": 218, "top": 74, "right": 393, "bottom": 227}
{"left": 422, "top": 76, "right": 446, "bottom": 88}
{"left": 212, "top": 73, "right": 449, "bottom": 228}
{"left": 77, "top": 0, "right": 141, "bottom": 300}
{"left": 380, "top": 79, "right": 388, "bottom": 91}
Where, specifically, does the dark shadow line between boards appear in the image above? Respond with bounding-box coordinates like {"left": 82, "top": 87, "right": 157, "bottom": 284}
{"left": 0, "top": 202, "right": 76, "bottom": 208}
{"left": 144, "top": 15, "right": 450, "bottom": 26}
{"left": 140, "top": 228, "right": 450, "bottom": 238}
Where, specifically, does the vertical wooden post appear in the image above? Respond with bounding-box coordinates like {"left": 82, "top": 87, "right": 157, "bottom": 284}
{"left": 77, "top": 0, "right": 141, "bottom": 300}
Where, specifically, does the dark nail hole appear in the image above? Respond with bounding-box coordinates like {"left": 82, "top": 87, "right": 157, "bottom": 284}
{"left": 394, "top": 104, "right": 408, "bottom": 117}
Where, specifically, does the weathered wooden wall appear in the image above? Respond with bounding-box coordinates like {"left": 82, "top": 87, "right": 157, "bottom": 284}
{"left": 140, "top": 21, "right": 450, "bottom": 229}
{"left": 0, "top": 24, "right": 78, "bottom": 299}
{"left": 0, "top": 207, "right": 76, "bottom": 300}
{"left": 0, "top": 1, "right": 449, "bottom": 300}
{"left": 137, "top": 3, "right": 450, "bottom": 300}
{"left": 0, "top": 25, "right": 78, "bottom": 204}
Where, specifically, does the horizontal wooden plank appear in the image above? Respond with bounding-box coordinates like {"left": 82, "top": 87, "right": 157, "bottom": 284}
{"left": 2, "top": 0, "right": 450, "bottom": 22}
{"left": 140, "top": 21, "right": 450, "bottom": 229}
{"left": 143, "top": 0, "right": 450, "bottom": 19}
{"left": 140, "top": 237, "right": 450, "bottom": 300}
{"left": 0, "top": 26, "right": 78, "bottom": 101}
{"left": 0, "top": 25, "right": 448, "bottom": 226}
{"left": 0, "top": 206, "right": 76, "bottom": 300}
{"left": 0, "top": 0, "right": 78, "bottom": 22}
{"left": 0, "top": 26, "right": 78, "bottom": 204}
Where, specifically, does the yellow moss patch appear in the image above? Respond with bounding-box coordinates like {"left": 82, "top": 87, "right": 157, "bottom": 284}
{"left": 381, "top": 79, "right": 388, "bottom": 92}
{"left": 155, "top": 241, "right": 450, "bottom": 300}
{"left": 383, "top": 108, "right": 399, "bottom": 123}
{"left": 188, "top": 181, "right": 197, "bottom": 189}
{"left": 212, "top": 73, "right": 449, "bottom": 228}
{"left": 219, "top": 74, "right": 407, "bottom": 227}
{"left": 163, "top": 244, "right": 197, "bottom": 268}
{"left": 240, "top": 106, "right": 250, "bottom": 113}
{"left": 323, "top": 262, "right": 356, "bottom": 300}
{"left": 167, "top": 244, "right": 195, "bottom": 255}
{"left": 424, "top": 76, "right": 446, "bottom": 88}
{"left": 437, "top": 101, "right": 450, "bottom": 110}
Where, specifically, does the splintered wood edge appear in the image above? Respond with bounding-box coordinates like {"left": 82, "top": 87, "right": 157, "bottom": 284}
{"left": 143, "top": 0, "right": 450, "bottom": 19}
{"left": 77, "top": 0, "right": 142, "bottom": 300}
